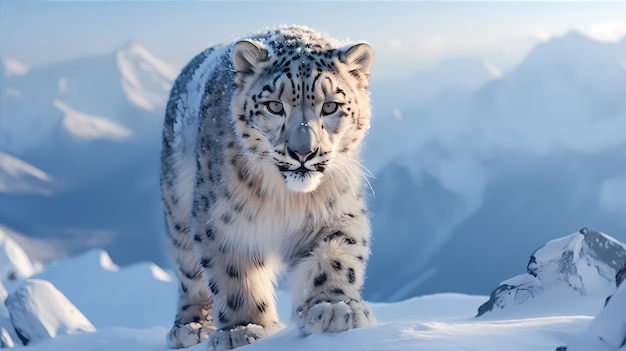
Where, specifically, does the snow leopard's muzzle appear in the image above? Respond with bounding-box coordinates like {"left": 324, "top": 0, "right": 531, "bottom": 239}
{"left": 274, "top": 117, "right": 330, "bottom": 193}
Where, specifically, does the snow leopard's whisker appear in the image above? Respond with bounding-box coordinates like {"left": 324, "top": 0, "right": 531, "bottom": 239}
{"left": 348, "top": 159, "right": 375, "bottom": 197}
{"left": 333, "top": 161, "right": 359, "bottom": 199}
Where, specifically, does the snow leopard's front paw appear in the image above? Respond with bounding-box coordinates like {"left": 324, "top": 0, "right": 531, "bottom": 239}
{"left": 167, "top": 321, "right": 216, "bottom": 348}
{"left": 208, "top": 323, "right": 279, "bottom": 351}
{"left": 296, "top": 299, "right": 376, "bottom": 335}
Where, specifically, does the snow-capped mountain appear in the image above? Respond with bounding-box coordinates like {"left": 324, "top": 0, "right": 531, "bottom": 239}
{"left": 363, "top": 32, "right": 626, "bottom": 301}
{"left": 364, "top": 32, "right": 626, "bottom": 172}
{"left": 475, "top": 32, "right": 626, "bottom": 155}
{"left": 0, "top": 41, "right": 175, "bottom": 156}
{"left": 0, "top": 42, "right": 176, "bottom": 266}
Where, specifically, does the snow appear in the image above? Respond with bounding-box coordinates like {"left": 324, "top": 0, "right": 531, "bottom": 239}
{"left": 9, "top": 293, "right": 595, "bottom": 351}
{"left": 17, "top": 250, "right": 177, "bottom": 330}
{"left": 0, "top": 236, "right": 619, "bottom": 351}
{"left": 563, "top": 282, "right": 626, "bottom": 351}
{"left": 0, "top": 327, "right": 15, "bottom": 348}
{"left": 4, "top": 279, "right": 95, "bottom": 345}
{"left": 1, "top": 42, "right": 172, "bottom": 155}
{"left": 0, "top": 225, "right": 67, "bottom": 266}
{"left": 0, "top": 227, "right": 37, "bottom": 281}
{"left": 478, "top": 228, "right": 625, "bottom": 319}
{"left": 54, "top": 99, "right": 132, "bottom": 142}
{"left": 117, "top": 41, "right": 178, "bottom": 112}
{"left": 583, "top": 282, "right": 626, "bottom": 349}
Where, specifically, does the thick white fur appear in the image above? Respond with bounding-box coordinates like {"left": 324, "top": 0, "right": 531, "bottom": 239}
{"left": 162, "top": 26, "right": 375, "bottom": 351}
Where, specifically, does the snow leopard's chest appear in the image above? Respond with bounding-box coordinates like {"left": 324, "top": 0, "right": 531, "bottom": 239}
{"left": 200, "top": 146, "right": 360, "bottom": 257}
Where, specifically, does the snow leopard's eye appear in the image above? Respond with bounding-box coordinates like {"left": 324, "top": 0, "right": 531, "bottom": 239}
{"left": 265, "top": 101, "right": 284, "bottom": 115}
{"left": 321, "top": 102, "right": 339, "bottom": 116}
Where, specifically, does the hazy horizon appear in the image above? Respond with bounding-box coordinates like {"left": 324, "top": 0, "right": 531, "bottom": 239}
{"left": 2, "top": 1, "right": 626, "bottom": 79}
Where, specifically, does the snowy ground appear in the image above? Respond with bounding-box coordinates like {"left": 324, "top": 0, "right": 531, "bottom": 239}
{"left": 0, "top": 249, "right": 605, "bottom": 351}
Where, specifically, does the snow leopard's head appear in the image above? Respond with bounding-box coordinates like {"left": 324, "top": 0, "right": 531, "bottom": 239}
{"left": 231, "top": 29, "right": 373, "bottom": 193}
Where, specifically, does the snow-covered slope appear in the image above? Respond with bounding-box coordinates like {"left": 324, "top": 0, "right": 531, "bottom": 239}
{"left": 26, "top": 250, "right": 176, "bottom": 329}
{"left": 0, "top": 226, "right": 37, "bottom": 281}
{"left": 560, "top": 261, "right": 626, "bottom": 351}
{"left": 0, "top": 234, "right": 617, "bottom": 351}
{"left": 117, "top": 41, "right": 178, "bottom": 112}
{"left": 4, "top": 279, "right": 96, "bottom": 345}
{"left": 54, "top": 99, "right": 132, "bottom": 142}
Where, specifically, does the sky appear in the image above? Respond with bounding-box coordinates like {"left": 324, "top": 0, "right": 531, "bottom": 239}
{"left": 2, "top": 1, "right": 626, "bottom": 79}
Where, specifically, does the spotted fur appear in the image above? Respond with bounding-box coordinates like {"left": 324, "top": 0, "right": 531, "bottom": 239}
{"left": 160, "top": 26, "right": 375, "bottom": 350}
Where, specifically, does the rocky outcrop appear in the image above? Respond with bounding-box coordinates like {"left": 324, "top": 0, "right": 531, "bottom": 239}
{"left": 478, "top": 227, "right": 626, "bottom": 317}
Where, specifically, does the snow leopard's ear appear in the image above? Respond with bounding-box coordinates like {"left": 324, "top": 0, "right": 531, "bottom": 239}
{"left": 339, "top": 43, "right": 373, "bottom": 88}
{"left": 232, "top": 40, "right": 269, "bottom": 84}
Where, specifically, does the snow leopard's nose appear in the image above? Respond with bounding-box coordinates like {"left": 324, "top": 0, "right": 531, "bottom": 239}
{"left": 287, "top": 147, "right": 318, "bottom": 164}
{"left": 287, "top": 122, "right": 319, "bottom": 162}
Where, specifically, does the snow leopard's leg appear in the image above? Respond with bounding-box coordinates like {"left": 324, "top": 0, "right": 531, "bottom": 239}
{"left": 289, "top": 207, "right": 376, "bottom": 335}
{"left": 191, "top": 223, "right": 283, "bottom": 351}
{"left": 163, "top": 212, "right": 215, "bottom": 348}
{"left": 161, "top": 154, "right": 215, "bottom": 348}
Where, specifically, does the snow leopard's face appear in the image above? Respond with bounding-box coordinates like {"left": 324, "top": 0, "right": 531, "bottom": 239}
{"left": 231, "top": 39, "right": 373, "bottom": 193}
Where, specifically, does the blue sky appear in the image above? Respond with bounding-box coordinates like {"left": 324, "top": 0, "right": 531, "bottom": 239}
{"left": 1, "top": 1, "right": 626, "bottom": 78}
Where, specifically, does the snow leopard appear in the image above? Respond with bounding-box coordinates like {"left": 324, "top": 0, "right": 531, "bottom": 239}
{"left": 160, "top": 26, "right": 375, "bottom": 350}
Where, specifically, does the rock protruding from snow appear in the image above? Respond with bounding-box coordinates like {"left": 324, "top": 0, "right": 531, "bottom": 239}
{"left": 616, "top": 262, "right": 626, "bottom": 288}
{"left": 477, "top": 227, "right": 626, "bottom": 317}
{"left": 4, "top": 279, "right": 95, "bottom": 345}
{"left": 0, "top": 228, "right": 36, "bottom": 281}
